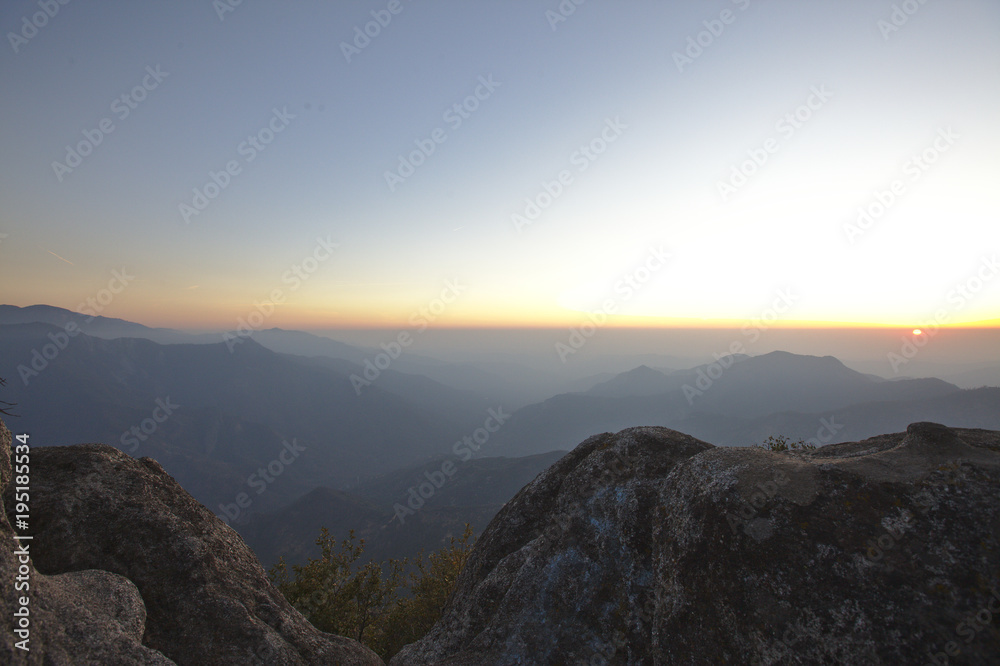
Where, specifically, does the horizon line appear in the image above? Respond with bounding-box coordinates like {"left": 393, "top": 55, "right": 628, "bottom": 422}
{"left": 3, "top": 303, "right": 999, "bottom": 332}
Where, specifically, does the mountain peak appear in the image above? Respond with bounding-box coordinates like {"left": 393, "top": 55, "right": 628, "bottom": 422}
{"left": 622, "top": 364, "right": 660, "bottom": 376}
{"left": 586, "top": 364, "right": 672, "bottom": 398}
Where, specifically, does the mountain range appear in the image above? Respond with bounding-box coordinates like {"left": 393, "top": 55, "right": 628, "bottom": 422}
{"left": 481, "top": 352, "right": 995, "bottom": 457}
{"left": 1, "top": 303, "right": 998, "bottom": 566}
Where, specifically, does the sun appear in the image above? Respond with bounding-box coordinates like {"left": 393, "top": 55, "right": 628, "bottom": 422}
{"left": 912, "top": 329, "right": 922, "bottom": 335}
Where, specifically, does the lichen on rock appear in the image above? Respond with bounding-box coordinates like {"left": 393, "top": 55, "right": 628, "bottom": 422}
{"left": 0, "top": 418, "right": 383, "bottom": 665}
{"left": 392, "top": 423, "right": 1000, "bottom": 665}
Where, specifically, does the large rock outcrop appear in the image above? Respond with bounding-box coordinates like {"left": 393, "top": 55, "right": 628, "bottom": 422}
{"left": 1, "top": 421, "right": 175, "bottom": 665}
{"left": 392, "top": 423, "right": 1000, "bottom": 665}
{"left": 0, "top": 418, "right": 382, "bottom": 665}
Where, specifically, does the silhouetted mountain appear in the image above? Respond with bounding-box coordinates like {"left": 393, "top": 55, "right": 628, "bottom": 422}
{"left": 4, "top": 309, "right": 996, "bottom": 589}
{"left": 10, "top": 304, "right": 561, "bottom": 410}
{"left": 0, "top": 323, "right": 479, "bottom": 517}
{"left": 385, "top": 356, "right": 545, "bottom": 409}
{"left": 242, "top": 451, "right": 565, "bottom": 567}
{"left": 586, "top": 364, "right": 682, "bottom": 397}
{"left": 0, "top": 304, "right": 206, "bottom": 344}
{"left": 0, "top": 304, "right": 687, "bottom": 409}
{"left": 488, "top": 351, "right": 978, "bottom": 457}
{"left": 245, "top": 327, "right": 371, "bottom": 363}
{"left": 350, "top": 451, "right": 567, "bottom": 509}
{"left": 243, "top": 486, "right": 392, "bottom": 567}
{"left": 938, "top": 363, "right": 1000, "bottom": 389}
{"left": 253, "top": 330, "right": 553, "bottom": 409}
{"left": 678, "top": 351, "right": 959, "bottom": 418}
{"left": 287, "top": 353, "right": 493, "bottom": 434}
{"left": 672, "top": 386, "right": 1000, "bottom": 446}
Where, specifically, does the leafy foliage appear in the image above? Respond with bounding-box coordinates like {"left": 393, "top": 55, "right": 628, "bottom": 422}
{"left": 754, "top": 434, "right": 816, "bottom": 452}
{"left": 270, "top": 524, "right": 475, "bottom": 659}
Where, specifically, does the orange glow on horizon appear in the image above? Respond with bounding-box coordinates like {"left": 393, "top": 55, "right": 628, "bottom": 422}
{"left": 10, "top": 299, "right": 1000, "bottom": 332}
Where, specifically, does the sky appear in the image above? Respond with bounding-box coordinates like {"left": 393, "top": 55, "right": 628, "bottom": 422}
{"left": 1, "top": 0, "right": 998, "bottom": 333}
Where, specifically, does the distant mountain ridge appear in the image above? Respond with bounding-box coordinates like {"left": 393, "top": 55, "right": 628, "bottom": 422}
{"left": 585, "top": 363, "right": 686, "bottom": 397}
{"left": 0, "top": 322, "right": 488, "bottom": 514}
{"left": 487, "top": 351, "right": 989, "bottom": 457}
{"left": 0, "top": 304, "right": 545, "bottom": 407}
{"left": 4, "top": 304, "right": 998, "bottom": 576}
{"left": 0, "top": 304, "right": 205, "bottom": 345}
{"left": 1, "top": 319, "right": 560, "bottom": 567}
{"left": 242, "top": 451, "right": 565, "bottom": 567}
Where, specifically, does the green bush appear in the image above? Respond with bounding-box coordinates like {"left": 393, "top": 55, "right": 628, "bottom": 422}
{"left": 270, "top": 524, "right": 475, "bottom": 660}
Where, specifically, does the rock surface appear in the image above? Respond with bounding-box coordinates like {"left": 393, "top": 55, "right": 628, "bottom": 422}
{"left": 392, "top": 423, "right": 1000, "bottom": 665}
{"left": 0, "top": 418, "right": 383, "bottom": 665}
{"left": 1, "top": 420, "right": 175, "bottom": 664}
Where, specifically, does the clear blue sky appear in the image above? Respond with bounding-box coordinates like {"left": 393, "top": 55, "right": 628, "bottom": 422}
{"left": 1, "top": 0, "right": 998, "bottom": 329}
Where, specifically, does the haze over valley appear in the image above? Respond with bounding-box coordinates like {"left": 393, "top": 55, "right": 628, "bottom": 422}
{"left": 2, "top": 304, "right": 997, "bottom": 568}
{"left": 2, "top": 1, "right": 998, "bottom": 663}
